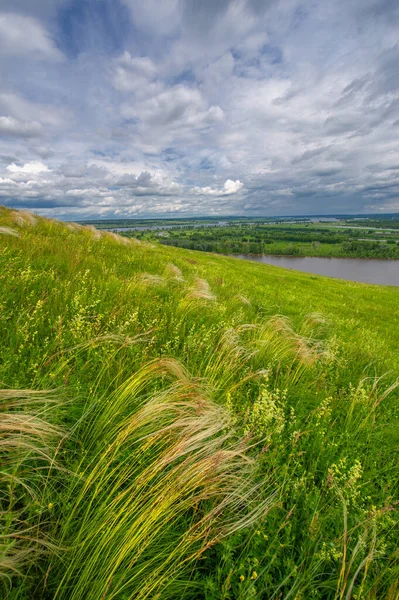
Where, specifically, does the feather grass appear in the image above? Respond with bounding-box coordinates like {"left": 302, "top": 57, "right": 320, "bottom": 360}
{"left": 48, "top": 359, "right": 272, "bottom": 600}
{"left": 0, "top": 390, "right": 64, "bottom": 594}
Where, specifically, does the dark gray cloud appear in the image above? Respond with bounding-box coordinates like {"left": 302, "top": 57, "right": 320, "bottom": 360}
{"left": 0, "top": 0, "right": 398, "bottom": 218}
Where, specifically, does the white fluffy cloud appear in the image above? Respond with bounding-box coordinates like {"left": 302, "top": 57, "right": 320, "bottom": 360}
{"left": 193, "top": 180, "right": 244, "bottom": 196}
{"left": 7, "top": 161, "right": 50, "bottom": 175}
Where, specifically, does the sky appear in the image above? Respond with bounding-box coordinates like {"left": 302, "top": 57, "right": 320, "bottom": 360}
{"left": 0, "top": 0, "right": 398, "bottom": 219}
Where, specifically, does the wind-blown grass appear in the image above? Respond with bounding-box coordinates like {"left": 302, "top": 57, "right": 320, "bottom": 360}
{"left": 0, "top": 206, "right": 398, "bottom": 599}
{"left": 48, "top": 360, "right": 270, "bottom": 600}
{"left": 0, "top": 390, "right": 64, "bottom": 595}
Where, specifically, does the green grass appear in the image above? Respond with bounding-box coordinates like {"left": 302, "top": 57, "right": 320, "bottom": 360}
{"left": 1, "top": 207, "right": 399, "bottom": 599}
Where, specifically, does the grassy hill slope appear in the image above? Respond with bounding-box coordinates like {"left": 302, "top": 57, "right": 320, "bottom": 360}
{"left": 1, "top": 207, "right": 398, "bottom": 599}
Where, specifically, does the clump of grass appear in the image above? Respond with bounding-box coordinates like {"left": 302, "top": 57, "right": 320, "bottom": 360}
{"left": 164, "top": 262, "right": 184, "bottom": 282}
{"left": 0, "top": 390, "right": 63, "bottom": 594}
{"left": 139, "top": 272, "right": 167, "bottom": 286}
{"left": 82, "top": 224, "right": 103, "bottom": 240}
{"left": 257, "top": 314, "right": 332, "bottom": 370}
{"left": 10, "top": 210, "right": 37, "bottom": 227}
{"left": 105, "top": 231, "right": 132, "bottom": 245}
{"left": 65, "top": 222, "right": 82, "bottom": 232}
{"left": 0, "top": 226, "right": 20, "bottom": 237}
{"left": 186, "top": 277, "right": 216, "bottom": 301}
{"left": 234, "top": 294, "right": 251, "bottom": 306}
{"left": 45, "top": 359, "right": 270, "bottom": 600}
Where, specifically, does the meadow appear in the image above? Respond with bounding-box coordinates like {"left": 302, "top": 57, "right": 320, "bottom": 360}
{"left": 1, "top": 206, "right": 399, "bottom": 599}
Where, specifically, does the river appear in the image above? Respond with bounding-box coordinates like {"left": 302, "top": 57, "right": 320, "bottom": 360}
{"left": 233, "top": 255, "right": 399, "bottom": 286}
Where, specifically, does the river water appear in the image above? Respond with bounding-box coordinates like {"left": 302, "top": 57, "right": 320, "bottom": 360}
{"left": 233, "top": 255, "right": 399, "bottom": 286}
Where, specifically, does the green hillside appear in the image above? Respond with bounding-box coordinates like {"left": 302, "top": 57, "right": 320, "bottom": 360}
{"left": 1, "top": 207, "right": 398, "bottom": 599}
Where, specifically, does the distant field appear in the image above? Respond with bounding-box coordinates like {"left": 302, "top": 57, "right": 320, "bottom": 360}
{"left": 121, "top": 218, "right": 399, "bottom": 259}
{"left": 1, "top": 207, "right": 399, "bottom": 600}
